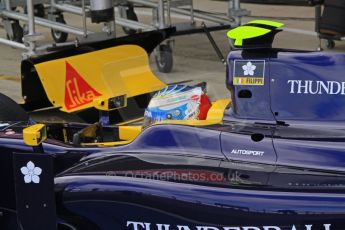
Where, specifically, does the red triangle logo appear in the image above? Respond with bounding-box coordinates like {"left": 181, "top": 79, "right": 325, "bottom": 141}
{"left": 64, "top": 62, "right": 102, "bottom": 110}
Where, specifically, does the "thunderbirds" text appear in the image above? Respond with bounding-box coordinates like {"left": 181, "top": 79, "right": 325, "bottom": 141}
{"left": 126, "top": 222, "right": 331, "bottom": 230}
{"left": 288, "top": 80, "right": 345, "bottom": 95}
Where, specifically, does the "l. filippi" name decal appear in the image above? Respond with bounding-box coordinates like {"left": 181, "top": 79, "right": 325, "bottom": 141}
{"left": 126, "top": 222, "right": 332, "bottom": 230}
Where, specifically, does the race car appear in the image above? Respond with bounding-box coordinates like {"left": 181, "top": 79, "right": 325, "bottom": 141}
{"left": 1, "top": 20, "right": 345, "bottom": 230}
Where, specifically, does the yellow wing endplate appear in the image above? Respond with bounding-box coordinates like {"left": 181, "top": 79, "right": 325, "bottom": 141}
{"left": 34, "top": 45, "right": 166, "bottom": 113}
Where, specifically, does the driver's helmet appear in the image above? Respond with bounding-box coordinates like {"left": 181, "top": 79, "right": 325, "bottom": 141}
{"left": 143, "top": 84, "right": 211, "bottom": 127}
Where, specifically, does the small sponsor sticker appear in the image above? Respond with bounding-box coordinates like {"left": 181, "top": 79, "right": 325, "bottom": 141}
{"left": 64, "top": 62, "right": 102, "bottom": 111}
{"left": 231, "top": 149, "right": 264, "bottom": 157}
{"left": 20, "top": 161, "right": 42, "bottom": 184}
{"left": 233, "top": 60, "right": 265, "bottom": 86}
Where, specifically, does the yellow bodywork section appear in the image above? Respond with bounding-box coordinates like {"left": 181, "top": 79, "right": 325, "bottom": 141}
{"left": 119, "top": 125, "right": 142, "bottom": 141}
{"left": 23, "top": 124, "right": 47, "bottom": 146}
{"left": 206, "top": 98, "right": 231, "bottom": 121}
{"left": 82, "top": 140, "right": 132, "bottom": 147}
{"left": 34, "top": 45, "right": 166, "bottom": 113}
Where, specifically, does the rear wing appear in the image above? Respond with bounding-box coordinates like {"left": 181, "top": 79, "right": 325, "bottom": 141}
{"left": 21, "top": 28, "right": 175, "bottom": 111}
{"left": 33, "top": 45, "right": 166, "bottom": 113}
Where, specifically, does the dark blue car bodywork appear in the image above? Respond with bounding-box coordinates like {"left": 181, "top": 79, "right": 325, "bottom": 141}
{"left": 1, "top": 33, "right": 345, "bottom": 230}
